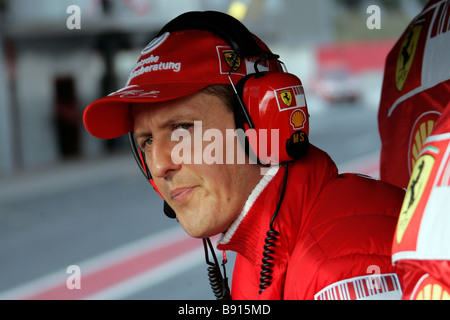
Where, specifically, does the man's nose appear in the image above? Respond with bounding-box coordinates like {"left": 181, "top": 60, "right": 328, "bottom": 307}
{"left": 147, "top": 139, "right": 181, "bottom": 179}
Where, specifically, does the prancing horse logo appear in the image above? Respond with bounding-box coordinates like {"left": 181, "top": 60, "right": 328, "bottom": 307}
{"left": 396, "top": 25, "right": 422, "bottom": 91}
{"left": 280, "top": 90, "right": 293, "bottom": 107}
{"left": 224, "top": 51, "right": 241, "bottom": 71}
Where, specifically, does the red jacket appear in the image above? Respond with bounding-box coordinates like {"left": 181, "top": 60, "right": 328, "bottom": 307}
{"left": 217, "top": 145, "right": 405, "bottom": 300}
{"left": 392, "top": 102, "right": 450, "bottom": 300}
{"left": 377, "top": 0, "right": 450, "bottom": 299}
{"left": 378, "top": 0, "right": 450, "bottom": 189}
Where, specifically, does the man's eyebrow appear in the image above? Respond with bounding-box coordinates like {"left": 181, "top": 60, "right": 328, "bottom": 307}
{"left": 134, "top": 114, "right": 195, "bottom": 139}
{"left": 134, "top": 130, "right": 151, "bottom": 140}
{"left": 162, "top": 115, "right": 195, "bottom": 126}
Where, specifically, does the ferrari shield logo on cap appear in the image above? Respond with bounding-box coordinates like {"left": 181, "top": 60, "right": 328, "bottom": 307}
{"left": 223, "top": 50, "right": 241, "bottom": 71}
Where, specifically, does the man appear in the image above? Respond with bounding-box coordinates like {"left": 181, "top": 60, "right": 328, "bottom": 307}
{"left": 378, "top": 0, "right": 450, "bottom": 299}
{"left": 84, "top": 11, "right": 405, "bottom": 300}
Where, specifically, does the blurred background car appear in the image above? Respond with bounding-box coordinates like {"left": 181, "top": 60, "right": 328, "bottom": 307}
{"left": 312, "top": 64, "right": 360, "bottom": 103}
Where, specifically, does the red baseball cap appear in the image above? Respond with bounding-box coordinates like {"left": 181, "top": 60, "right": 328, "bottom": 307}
{"left": 83, "top": 29, "right": 282, "bottom": 139}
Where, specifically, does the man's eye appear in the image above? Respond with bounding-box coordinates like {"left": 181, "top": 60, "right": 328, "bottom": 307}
{"left": 143, "top": 136, "right": 153, "bottom": 147}
{"left": 171, "top": 123, "right": 194, "bottom": 140}
{"left": 176, "top": 123, "right": 193, "bottom": 130}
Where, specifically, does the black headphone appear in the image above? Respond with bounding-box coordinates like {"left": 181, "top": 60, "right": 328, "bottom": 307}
{"left": 129, "top": 11, "right": 309, "bottom": 219}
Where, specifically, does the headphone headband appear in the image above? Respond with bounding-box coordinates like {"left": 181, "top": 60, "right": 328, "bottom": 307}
{"left": 157, "top": 11, "right": 269, "bottom": 58}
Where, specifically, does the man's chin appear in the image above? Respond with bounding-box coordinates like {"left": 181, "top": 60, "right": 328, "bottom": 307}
{"left": 183, "top": 227, "right": 219, "bottom": 239}
{"left": 179, "top": 219, "right": 223, "bottom": 239}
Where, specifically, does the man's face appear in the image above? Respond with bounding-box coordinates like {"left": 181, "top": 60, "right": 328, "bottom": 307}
{"left": 132, "top": 91, "right": 262, "bottom": 238}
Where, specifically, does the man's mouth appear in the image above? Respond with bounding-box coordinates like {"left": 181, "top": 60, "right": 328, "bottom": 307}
{"left": 170, "top": 186, "right": 197, "bottom": 202}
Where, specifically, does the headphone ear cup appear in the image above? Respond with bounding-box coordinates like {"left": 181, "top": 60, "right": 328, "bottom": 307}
{"left": 240, "top": 72, "right": 310, "bottom": 164}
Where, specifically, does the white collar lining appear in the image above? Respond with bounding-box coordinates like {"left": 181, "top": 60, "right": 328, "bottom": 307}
{"left": 218, "top": 165, "right": 280, "bottom": 245}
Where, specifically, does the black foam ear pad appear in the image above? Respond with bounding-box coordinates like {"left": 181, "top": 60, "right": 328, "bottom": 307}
{"left": 286, "top": 131, "right": 309, "bottom": 159}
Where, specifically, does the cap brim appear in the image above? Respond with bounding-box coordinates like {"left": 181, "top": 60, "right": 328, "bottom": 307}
{"left": 83, "top": 82, "right": 212, "bottom": 139}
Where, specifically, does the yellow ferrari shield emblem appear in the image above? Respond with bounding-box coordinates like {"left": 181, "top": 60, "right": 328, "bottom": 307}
{"left": 396, "top": 153, "right": 434, "bottom": 244}
{"left": 280, "top": 90, "right": 293, "bottom": 107}
{"left": 396, "top": 25, "right": 422, "bottom": 92}
{"left": 224, "top": 51, "right": 241, "bottom": 71}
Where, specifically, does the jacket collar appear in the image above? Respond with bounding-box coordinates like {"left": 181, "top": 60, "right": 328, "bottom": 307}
{"left": 217, "top": 165, "right": 282, "bottom": 263}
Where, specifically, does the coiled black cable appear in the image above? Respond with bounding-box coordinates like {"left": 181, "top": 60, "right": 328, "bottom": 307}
{"left": 203, "top": 238, "right": 231, "bottom": 300}
{"left": 259, "top": 163, "right": 289, "bottom": 294}
{"left": 259, "top": 229, "right": 280, "bottom": 293}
